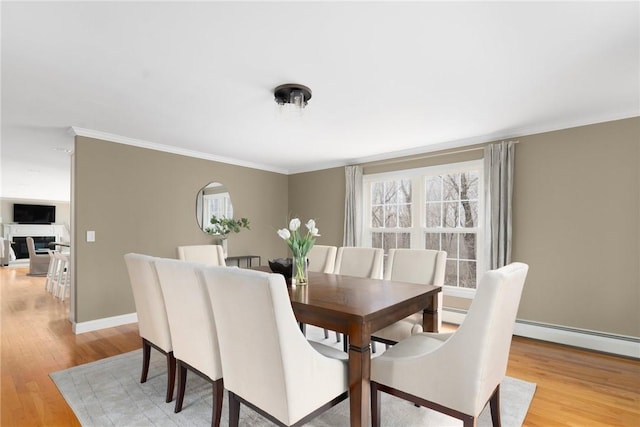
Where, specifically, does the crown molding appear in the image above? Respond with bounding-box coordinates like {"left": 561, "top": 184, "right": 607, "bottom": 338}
{"left": 67, "top": 127, "right": 289, "bottom": 175}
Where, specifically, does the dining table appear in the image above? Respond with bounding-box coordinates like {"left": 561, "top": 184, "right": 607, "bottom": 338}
{"left": 254, "top": 267, "right": 441, "bottom": 427}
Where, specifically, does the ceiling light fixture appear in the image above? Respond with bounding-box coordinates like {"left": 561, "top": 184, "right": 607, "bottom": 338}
{"left": 274, "top": 84, "right": 312, "bottom": 109}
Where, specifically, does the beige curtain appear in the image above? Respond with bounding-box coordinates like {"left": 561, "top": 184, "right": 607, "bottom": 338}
{"left": 343, "top": 165, "right": 363, "bottom": 247}
{"left": 484, "top": 141, "right": 515, "bottom": 269}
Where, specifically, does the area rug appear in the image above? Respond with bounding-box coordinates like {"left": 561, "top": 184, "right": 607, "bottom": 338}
{"left": 51, "top": 327, "right": 535, "bottom": 426}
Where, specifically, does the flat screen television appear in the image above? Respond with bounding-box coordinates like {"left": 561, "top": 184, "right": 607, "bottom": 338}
{"left": 13, "top": 203, "right": 56, "bottom": 224}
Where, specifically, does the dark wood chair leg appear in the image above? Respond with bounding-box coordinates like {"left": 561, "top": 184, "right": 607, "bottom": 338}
{"left": 166, "top": 351, "right": 176, "bottom": 403}
{"left": 336, "top": 332, "right": 341, "bottom": 342}
{"left": 324, "top": 329, "right": 329, "bottom": 339}
{"left": 229, "top": 391, "right": 241, "bottom": 427}
{"left": 489, "top": 384, "right": 501, "bottom": 427}
{"left": 371, "top": 381, "right": 381, "bottom": 427}
{"left": 140, "top": 339, "right": 151, "bottom": 383}
{"left": 211, "top": 379, "right": 224, "bottom": 427}
{"left": 174, "top": 361, "right": 188, "bottom": 413}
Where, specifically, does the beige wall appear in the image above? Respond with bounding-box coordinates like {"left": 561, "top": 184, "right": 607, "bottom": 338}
{"left": 289, "top": 117, "right": 640, "bottom": 338}
{"left": 73, "top": 137, "right": 289, "bottom": 323}
{"left": 288, "top": 166, "right": 345, "bottom": 247}
{"left": 73, "top": 118, "right": 639, "bottom": 337}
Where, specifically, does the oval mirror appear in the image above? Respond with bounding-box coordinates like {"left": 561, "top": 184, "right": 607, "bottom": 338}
{"left": 196, "top": 182, "right": 233, "bottom": 233}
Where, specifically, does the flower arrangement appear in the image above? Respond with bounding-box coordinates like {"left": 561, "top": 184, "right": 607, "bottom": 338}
{"left": 205, "top": 215, "right": 250, "bottom": 238}
{"left": 277, "top": 218, "right": 320, "bottom": 285}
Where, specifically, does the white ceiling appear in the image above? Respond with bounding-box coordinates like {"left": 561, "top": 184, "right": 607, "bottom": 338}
{"left": 2, "top": 1, "right": 638, "bottom": 202}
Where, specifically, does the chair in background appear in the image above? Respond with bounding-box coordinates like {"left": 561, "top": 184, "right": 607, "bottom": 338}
{"left": 307, "top": 245, "right": 337, "bottom": 274}
{"left": 154, "top": 258, "right": 224, "bottom": 426}
{"left": 26, "top": 237, "right": 50, "bottom": 276}
{"left": 201, "top": 267, "right": 348, "bottom": 427}
{"left": 370, "top": 262, "right": 529, "bottom": 427}
{"left": 333, "top": 246, "right": 384, "bottom": 279}
{"left": 52, "top": 251, "right": 71, "bottom": 301}
{"left": 372, "top": 249, "right": 447, "bottom": 346}
{"left": 124, "top": 253, "right": 176, "bottom": 403}
{"left": 45, "top": 250, "right": 59, "bottom": 293}
{"left": 332, "top": 246, "right": 384, "bottom": 350}
{"left": 306, "top": 245, "right": 337, "bottom": 339}
{"left": 177, "top": 244, "right": 226, "bottom": 266}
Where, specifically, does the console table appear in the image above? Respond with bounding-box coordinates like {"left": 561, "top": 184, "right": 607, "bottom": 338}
{"left": 225, "top": 255, "right": 261, "bottom": 268}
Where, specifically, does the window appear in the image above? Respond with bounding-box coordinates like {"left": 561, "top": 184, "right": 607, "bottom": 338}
{"left": 364, "top": 160, "right": 484, "bottom": 296}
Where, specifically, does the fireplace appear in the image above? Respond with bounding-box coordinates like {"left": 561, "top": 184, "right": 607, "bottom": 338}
{"left": 12, "top": 236, "right": 56, "bottom": 260}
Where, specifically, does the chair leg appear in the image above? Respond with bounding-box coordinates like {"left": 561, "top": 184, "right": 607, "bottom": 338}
{"left": 175, "top": 361, "right": 188, "bottom": 412}
{"left": 141, "top": 339, "right": 151, "bottom": 383}
{"left": 371, "top": 382, "right": 381, "bottom": 427}
{"left": 336, "top": 331, "right": 341, "bottom": 342}
{"left": 489, "top": 384, "right": 501, "bottom": 427}
{"left": 211, "top": 378, "right": 224, "bottom": 427}
{"left": 229, "top": 391, "right": 241, "bottom": 427}
{"left": 324, "top": 329, "right": 329, "bottom": 339}
{"left": 166, "top": 351, "right": 176, "bottom": 403}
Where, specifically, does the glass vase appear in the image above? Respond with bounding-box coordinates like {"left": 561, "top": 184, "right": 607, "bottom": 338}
{"left": 292, "top": 255, "right": 308, "bottom": 286}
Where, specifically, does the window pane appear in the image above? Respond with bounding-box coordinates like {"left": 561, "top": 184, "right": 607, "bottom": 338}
{"left": 425, "top": 176, "right": 442, "bottom": 202}
{"left": 372, "top": 232, "right": 382, "bottom": 248}
{"left": 397, "top": 233, "right": 411, "bottom": 248}
{"left": 398, "top": 180, "right": 412, "bottom": 203}
{"left": 425, "top": 232, "right": 440, "bottom": 250}
{"left": 385, "top": 205, "right": 397, "bottom": 227}
{"left": 443, "top": 174, "right": 459, "bottom": 201}
{"left": 460, "top": 200, "right": 478, "bottom": 228}
{"left": 445, "top": 260, "right": 458, "bottom": 287}
{"left": 385, "top": 181, "right": 397, "bottom": 204}
{"left": 398, "top": 204, "right": 411, "bottom": 227}
{"left": 441, "top": 233, "right": 457, "bottom": 258}
{"left": 461, "top": 171, "right": 479, "bottom": 200}
{"left": 372, "top": 182, "right": 384, "bottom": 204}
{"left": 459, "top": 233, "right": 476, "bottom": 260}
{"left": 383, "top": 233, "right": 396, "bottom": 250}
{"left": 372, "top": 206, "right": 383, "bottom": 228}
{"left": 426, "top": 202, "right": 441, "bottom": 227}
{"left": 459, "top": 260, "right": 476, "bottom": 288}
{"left": 443, "top": 202, "right": 459, "bottom": 227}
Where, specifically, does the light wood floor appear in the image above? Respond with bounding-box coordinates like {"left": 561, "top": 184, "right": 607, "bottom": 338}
{"left": 1, "top": 267, "right": 639, "bottom": 426}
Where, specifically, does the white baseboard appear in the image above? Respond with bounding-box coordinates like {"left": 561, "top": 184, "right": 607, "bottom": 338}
{"left": 443, "top": 309, "right": 640, "bottom": 359}
{"left": 73, "top": 312, "right": 138, "bottom": 334}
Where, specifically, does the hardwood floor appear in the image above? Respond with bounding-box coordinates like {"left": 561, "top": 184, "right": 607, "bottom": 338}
{"left": 1, "top": 266, "right": 639, "bottom": 426}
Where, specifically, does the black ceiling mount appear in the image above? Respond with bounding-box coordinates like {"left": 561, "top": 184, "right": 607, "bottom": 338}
{"left": 274, "top": 84, "right": 312, "bottom": 106}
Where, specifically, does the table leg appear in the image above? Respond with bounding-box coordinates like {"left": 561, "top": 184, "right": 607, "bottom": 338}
{"left": 423, "top": 292, "right": 440, "bottom": 333}
{"left": 347, "top": 330, "right": 371, "bottom": 427}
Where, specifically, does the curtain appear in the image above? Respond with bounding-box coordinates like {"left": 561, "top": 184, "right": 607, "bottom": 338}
{"left": 343, "top": 165, "right": 363, "bottom": 247}
{"left": 484, "top": 141, "right": 515, "bottom": 269}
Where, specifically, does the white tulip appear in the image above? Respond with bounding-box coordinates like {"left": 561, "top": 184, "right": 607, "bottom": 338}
{"left": 277, "top": 228, "right": 291, "bottom": 240}
{"left": 289, "top": 218, "right": 301, "bottom": 231}
{"left": 305, "top": 219, "right": 316, "bottom": 231}
{"left": 310, "top": 227, "right": 320, "bottom": 237}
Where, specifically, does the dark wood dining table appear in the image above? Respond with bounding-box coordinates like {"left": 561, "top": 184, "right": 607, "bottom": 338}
{"left": 255, "top": 267, "right": 441, "bottom": 427}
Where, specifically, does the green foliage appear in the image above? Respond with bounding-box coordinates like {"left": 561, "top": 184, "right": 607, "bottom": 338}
{"left": 205, "top": 215, "right": 250, "bottom": 237}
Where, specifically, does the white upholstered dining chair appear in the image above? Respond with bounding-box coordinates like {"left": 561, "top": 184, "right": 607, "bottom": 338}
{"left": 124, "top": 253, "right": 175, "bottom": 403}
{"left": 333, "top": 246, "right": 384, "bottom": 279}
{"left": 306, "top": 245, "right": 337, "bottom": 339}
{"left": 26, "top": 236, "right": 50, "bottom": 276}
{"left": 154, "top": 258, "right": 224, "bottom": 426}
{"left": 331, "top": 246, "right": 384, "bottom": 350}
{"left": 201, "top": 266, "right": 348, "bottom": 427}
{"left": 370, "top": 262, "right": 529, "bottom": 427}
{"left": 307, "top": 245, "right": 337, "bottom": 274}
{"left": 176, "top": 244, "right": 226, "bottom": 266}
{"left": 372, "top": 248, "right": 447, "bottom": 345}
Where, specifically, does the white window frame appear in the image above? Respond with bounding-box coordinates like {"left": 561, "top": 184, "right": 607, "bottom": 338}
{"left": 363, "top": 159, "right": 484, "bottom": 298}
